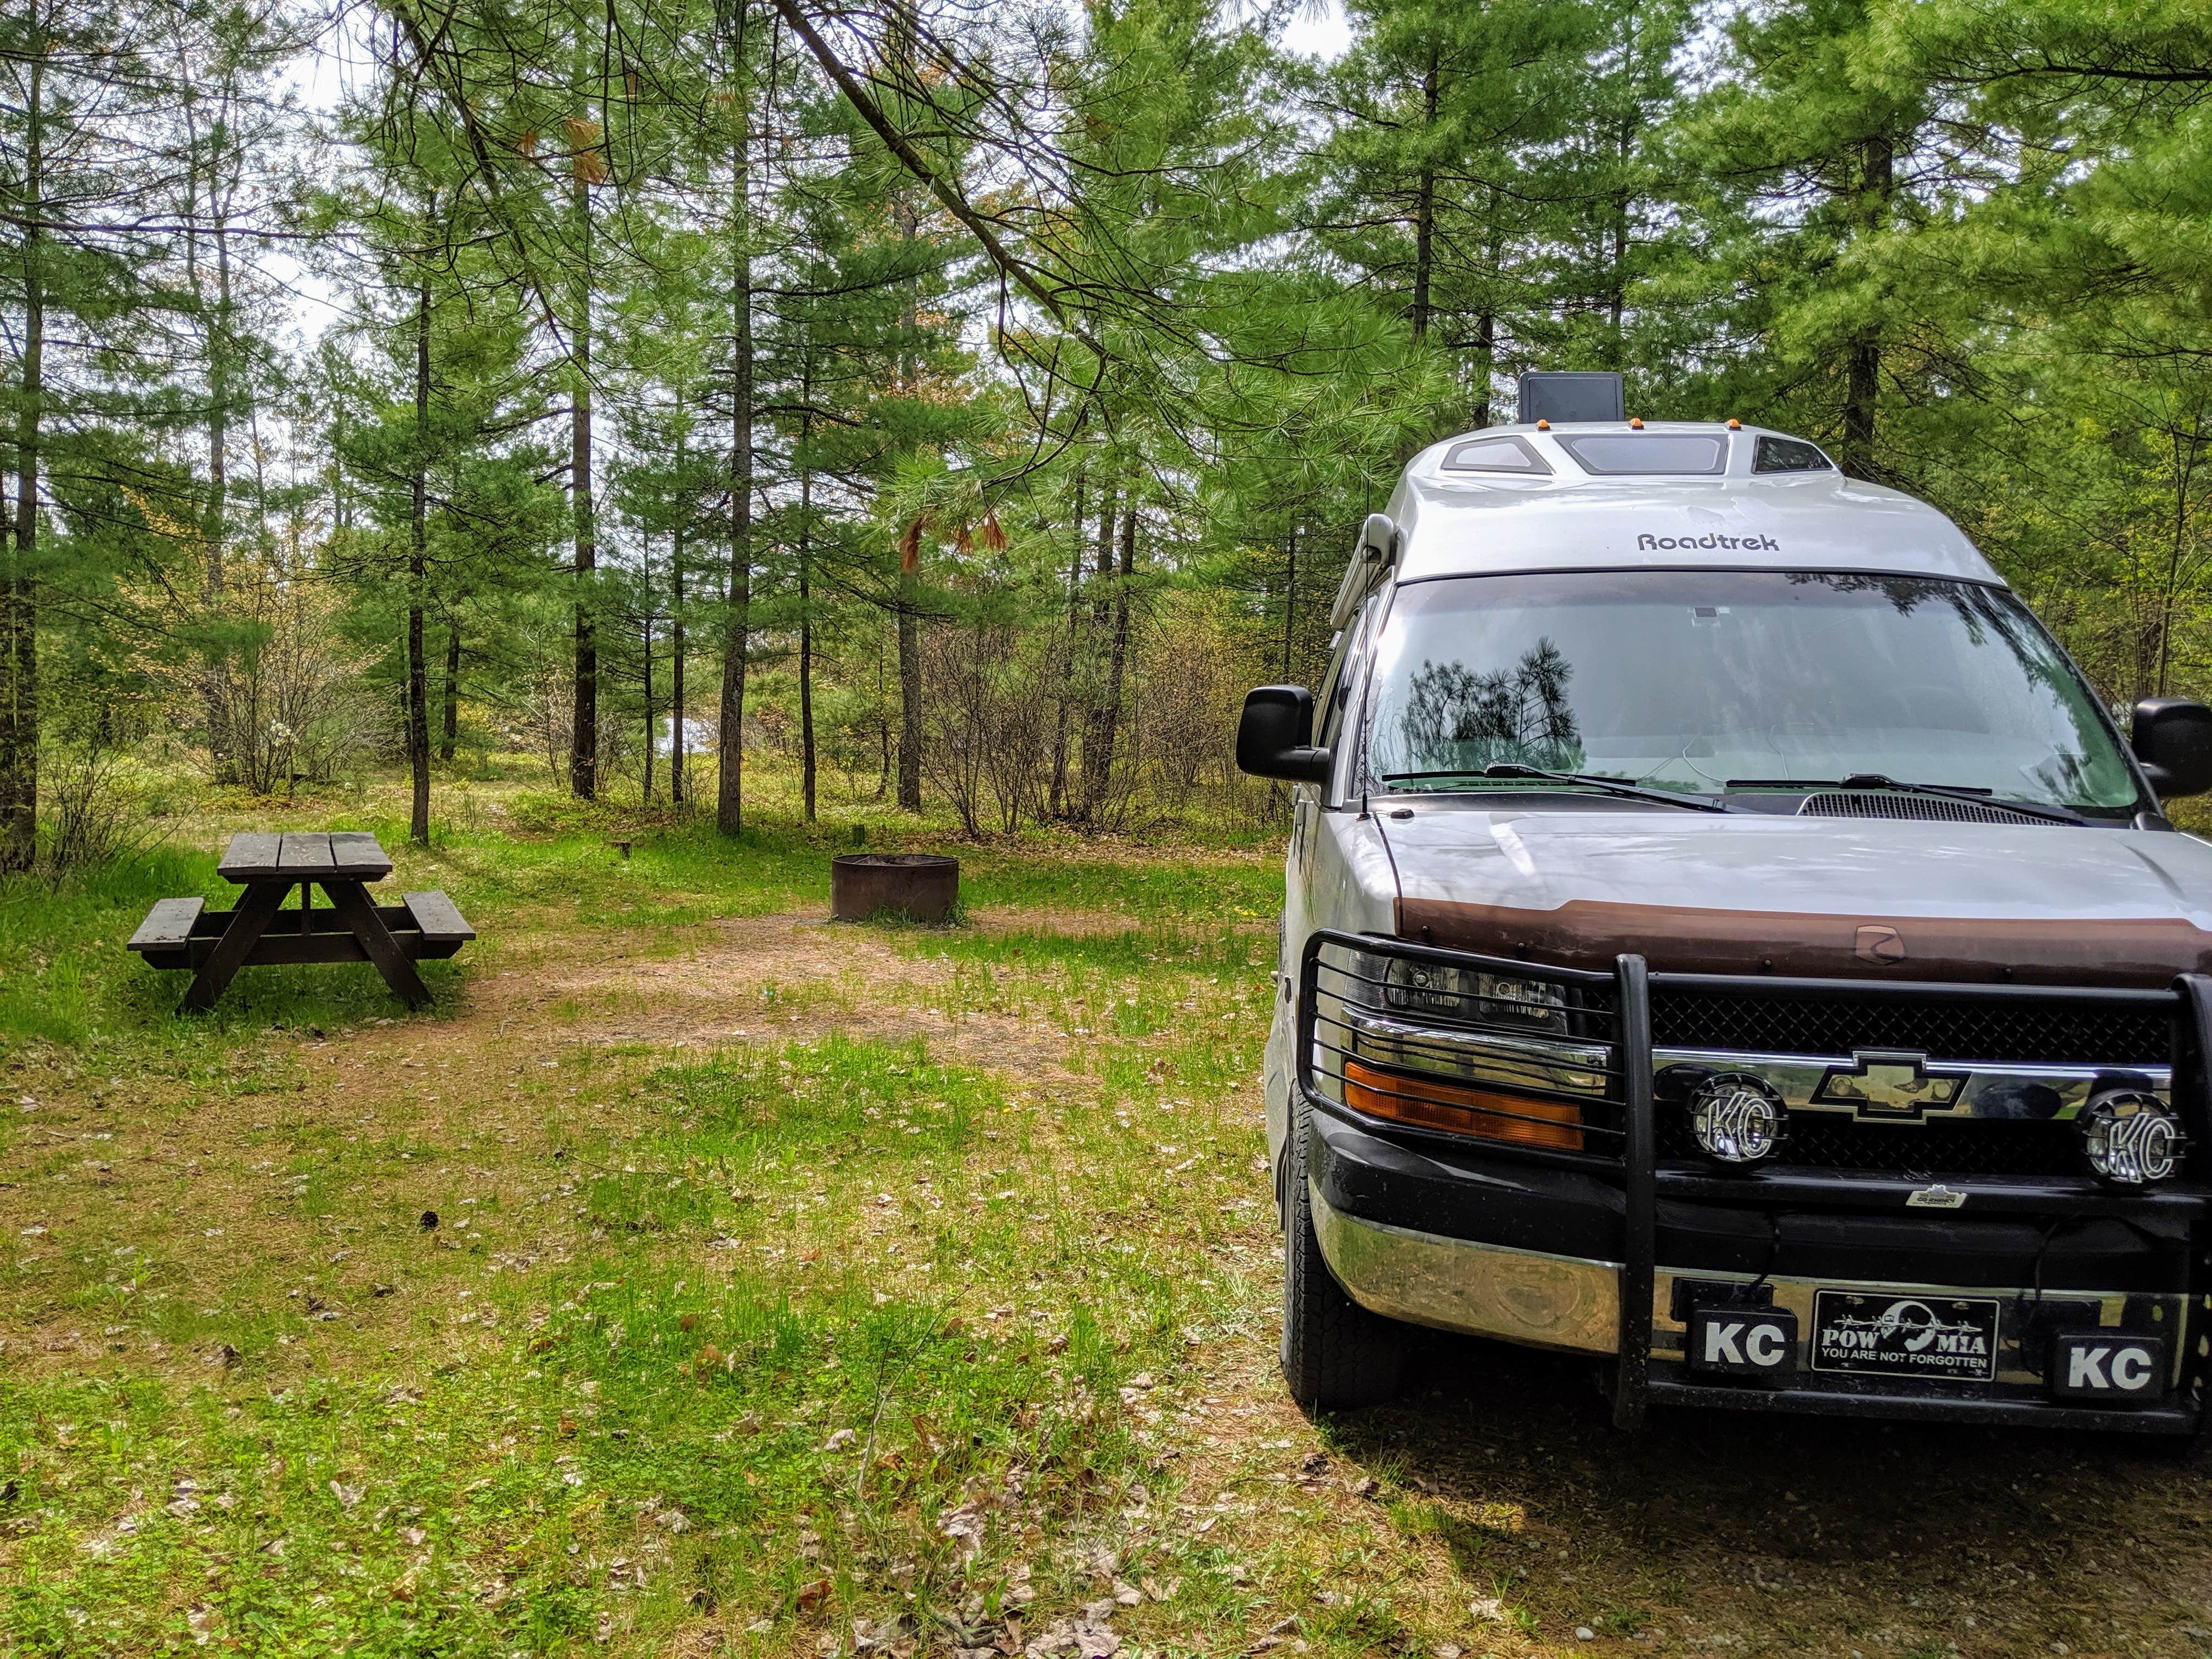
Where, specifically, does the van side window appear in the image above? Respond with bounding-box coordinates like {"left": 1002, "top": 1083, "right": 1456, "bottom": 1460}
{"left": 1316, "top": 608, "right": 1364, "bottom": 750}
{"left": 1300, "top": 614, "right": 1353, "bottom": 752}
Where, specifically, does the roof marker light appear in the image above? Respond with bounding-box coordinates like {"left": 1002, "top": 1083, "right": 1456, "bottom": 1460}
{"left": 1728, "top": 418, "right": 1742, "bottom": 430}
{"left": 1536, "top": 419, "right": 1550, "bottom": 431}
{"left": 1629, "top": 417, "right": 1644, "bottom": 430}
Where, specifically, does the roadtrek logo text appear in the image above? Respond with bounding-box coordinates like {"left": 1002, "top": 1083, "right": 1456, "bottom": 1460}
{"left": 1637, "top": 533, "right": 1781, "bottom": 551}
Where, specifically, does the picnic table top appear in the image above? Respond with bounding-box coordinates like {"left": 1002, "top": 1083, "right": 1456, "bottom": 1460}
{"left": 218, "top": 830, "right": 393, "bottom": 884}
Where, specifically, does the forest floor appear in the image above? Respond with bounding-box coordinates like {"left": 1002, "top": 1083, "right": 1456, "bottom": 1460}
{"left": 2, "top": 776, "right": 2211, "bottom": 1659}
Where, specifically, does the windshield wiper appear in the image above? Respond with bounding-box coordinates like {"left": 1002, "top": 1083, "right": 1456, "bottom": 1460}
{"left": 1383, "top": 764, "right": 1736, "bottom": 814}
{"left": 1723, "top": 772, "right": 2084, "bottom": 826}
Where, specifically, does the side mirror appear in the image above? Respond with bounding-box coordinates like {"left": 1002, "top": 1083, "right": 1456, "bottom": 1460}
{"left": 2132, "top": 698, "right": 2212, "bottom": 798}
{"left": 1359, "top": 511, "right": 1396, "bottom": 564}
{"left": 1237, "top": 686, "right": 1333, "bottom": 784}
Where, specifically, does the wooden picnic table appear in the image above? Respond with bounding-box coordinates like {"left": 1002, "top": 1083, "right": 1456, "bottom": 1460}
{"left": 126, "top": 831, "right": 473, "bottom": 1011}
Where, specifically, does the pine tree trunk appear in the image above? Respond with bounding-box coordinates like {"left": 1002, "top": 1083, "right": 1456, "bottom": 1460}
{"left": 2, "top": 41, "right": 47, "bottom": 873}
{"left": 642, "top": 600, "right": 655, "bottom": 803}
{"left": 891, "top": 175, "right": 923, "bottom": 815}
{"left": 876, "top": 634, "right": 891, "bottom": 799}
{"left": 1049, "top": 467, "right": 1086, "bottom": 818}
{"left": 716, "top": 38, "right": 754, "bottom": 837}
{"left": 440, "top": 623, "right": 459, "bottom": 761}
{"left": 799, "top": 410, "right": 816, "bottom": 823}
{"left": 1472, "top": 310, "right": 1496, "bottom": 428}
{"left": 896, "top": 575, "right": 922, "bottom": 811}
{"left": 569, "top": 163, "right": 597, "bottom": 800}
{"left": 1839, "top": 133, "right": 1895, "bottom": 481}
{"left": 204, "top": 206, "right": 236, "bottom": 778}
{"left": 1410, "top": 53, "right": 1438, "bottom": 342}
{"left": 408, "top": 279, "right": 432, "bottom": 848}
{"left": 670, "top": 516, "right": 685, "bottom": 805}
{"left": 1079, "top": 485, "right": 1122, "bottom": 822}
{"left": 1089, "top": 499, "right": 1136, "bottom": 820}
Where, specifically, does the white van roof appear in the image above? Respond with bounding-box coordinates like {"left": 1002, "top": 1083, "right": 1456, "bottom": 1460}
{"left": 1384, "top": 421, "right": 2001, "bottom": 587}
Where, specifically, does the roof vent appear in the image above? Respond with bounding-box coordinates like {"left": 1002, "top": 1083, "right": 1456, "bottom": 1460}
{"left": 1518, "top": 371, "right": 1624, "bottom": 426}
{"left": 1797, "top": 792, "right": 2059, "bottom": 827}
{"left": 1754, "top": 436, "right": 1836, "bottom": 473}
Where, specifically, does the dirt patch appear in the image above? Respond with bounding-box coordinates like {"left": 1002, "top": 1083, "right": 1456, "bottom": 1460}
{"left": 966, "top": 905, "right": 1271, "bottom": 940}
{"left": 431, "top": 911, "right": 1084, "bottom": 1082}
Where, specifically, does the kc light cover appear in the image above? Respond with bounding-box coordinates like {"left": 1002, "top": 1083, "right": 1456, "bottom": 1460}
{"left": 1690, "top": 1074, "right": 1785, "bottom": 1164}
{"left": 2079, "top": 1090, "right": 2185, "bottom": 1185}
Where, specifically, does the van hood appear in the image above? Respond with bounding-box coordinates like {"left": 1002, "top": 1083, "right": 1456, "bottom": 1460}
{"left": 1384, "top": 809, "right": 2212, "bottom": 988}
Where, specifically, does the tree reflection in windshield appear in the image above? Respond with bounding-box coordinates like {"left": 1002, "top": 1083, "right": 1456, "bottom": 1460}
{"left": 1401, "top": 640, "right": 1584, "bottom": 774}
{"left": 1363, "top": 571, "right": 2141, "bottom": 810}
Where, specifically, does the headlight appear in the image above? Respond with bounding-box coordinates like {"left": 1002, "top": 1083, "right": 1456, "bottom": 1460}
{"left": 1689, "top": 1074, "right": 1785, "bottom": 1165}
{"left": 1309, "top": 941, "right": 1617, "bottom": 1156}
{"left": 2079, "top": 1090, "right": 2185, "bottom": 1185}
{"left": 1375, "top": 955, "right": 1570, "bottom": 1034}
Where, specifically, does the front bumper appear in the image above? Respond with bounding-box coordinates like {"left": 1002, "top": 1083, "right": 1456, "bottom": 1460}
{"left": 1299, "top": 940, "right": 2212, "bottom": 1435}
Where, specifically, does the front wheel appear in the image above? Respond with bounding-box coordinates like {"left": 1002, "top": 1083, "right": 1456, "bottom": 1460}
{"left": 1280, "top": 1113, "right": 1406, "bottom": 1410}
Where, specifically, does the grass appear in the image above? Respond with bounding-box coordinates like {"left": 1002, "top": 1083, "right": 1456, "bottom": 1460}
{"left": 4, "top": 766, "right": 2212, "bottom": 1658}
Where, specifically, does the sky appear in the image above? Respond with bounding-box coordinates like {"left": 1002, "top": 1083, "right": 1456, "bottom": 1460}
{"left": 1279, "top": 0, "right": 1352, "bottom": 61}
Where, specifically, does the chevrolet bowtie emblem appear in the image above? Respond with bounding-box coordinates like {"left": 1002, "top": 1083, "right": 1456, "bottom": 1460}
{"left": 1811, "top": 1049, "right": 1967, "bottom": 1120}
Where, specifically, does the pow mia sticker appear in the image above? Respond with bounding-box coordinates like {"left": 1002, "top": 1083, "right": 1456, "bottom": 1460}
{"left": 1812, "top": 1292, "right": 1999, "bottom": 1381}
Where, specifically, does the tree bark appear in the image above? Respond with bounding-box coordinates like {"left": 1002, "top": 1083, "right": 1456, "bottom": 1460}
{"left": 440, "top": 622, "right": 460, "bottom": 761}
{"left": 641, "top": 594, "right": 655, "bottom": 803}
{"left": 408, "top": 277, "right": 432, "bottom": 848}
{"left": 798, "top": 406, "right": 816, "bottom": 822}
{"left": 1410, "top": 50, "right": 1438, "bottom": 343}
{"left": 670, "top": 512, "right": 685, "bottom": 805}
{"left": 1083, "top": 495, "right": 1138, "bottom": 823}
{"left": 569, "top": 161, "right": 597, "bottom": 800}
{"left": 1839, "top": 133, "right": 1895, "bottom": 481}
{"left": 896, "top": 571, "right": 922, "bottom": 811}
{"left": 2, "top": 38, "right": 47, "bottom": 872}
{"left": 1472, "top": 309, "right": 1496, "bottom": 428}
{"left": 891, "top": 181, "right": 923, "bottom": 815}
{"left": 1076, "top": 483, "right": 1119, "bottom": 820}
{"left": 716, "top": 15, "right": 754, "bottom": 836}
{"left": 205, "top": 184, "right": 238, "bottom": 777}
{"left": 1048, "top": 467, "right": 1086, "bottom": 818}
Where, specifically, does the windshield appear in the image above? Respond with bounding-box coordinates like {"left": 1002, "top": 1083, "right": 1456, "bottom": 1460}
{"left": 1364, "top": 571, "right": 2141, "bottom": 812}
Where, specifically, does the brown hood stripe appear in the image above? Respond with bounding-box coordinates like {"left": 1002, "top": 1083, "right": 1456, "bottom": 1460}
{"left": 1396, "top": 896, "right": 2212, "bottom": 989}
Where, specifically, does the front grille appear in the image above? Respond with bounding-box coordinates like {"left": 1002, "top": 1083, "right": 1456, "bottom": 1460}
{"left": 1650, "top": 990, "right": 2171, "bottom": 1066}
{"left": 1655, "top": 1112, "right": 2083, "bottom": 1177}
{"left": 1798, "top": 791, "right": 2059, "bottom": 827}
{"left": 1652, "top": 985, "right": 2178, "bottom": 1180}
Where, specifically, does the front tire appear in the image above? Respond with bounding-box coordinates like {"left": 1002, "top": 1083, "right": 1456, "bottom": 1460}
{"left": 1280, "top": 1112, "right": 1406, "bottom": 1410}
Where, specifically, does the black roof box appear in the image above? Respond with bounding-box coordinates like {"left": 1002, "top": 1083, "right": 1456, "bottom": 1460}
{"left": 1517, "top": 371, "right": 1624, "bottom": 425}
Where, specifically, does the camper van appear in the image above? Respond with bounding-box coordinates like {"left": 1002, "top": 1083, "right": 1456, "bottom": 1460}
{"left": 1240, "top": 371, "right": 2212, "bottom": 1437}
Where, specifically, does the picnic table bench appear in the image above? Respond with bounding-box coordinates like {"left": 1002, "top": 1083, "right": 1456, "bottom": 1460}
{"left": 127, "top": 831, "right": 473, "bottom": 1011}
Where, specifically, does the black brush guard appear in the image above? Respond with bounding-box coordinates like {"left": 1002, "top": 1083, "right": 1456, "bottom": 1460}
{"left": 1297, "top": 929, "right": 2212, "bottom": 1437}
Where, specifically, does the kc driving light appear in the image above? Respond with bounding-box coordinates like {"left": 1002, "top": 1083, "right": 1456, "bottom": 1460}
{"left": 1690, "top": 1074, "right": 1785, "bottom": 1164}
{"left": 2079, "top": 1090, "right": 2185, "bottom": 1184}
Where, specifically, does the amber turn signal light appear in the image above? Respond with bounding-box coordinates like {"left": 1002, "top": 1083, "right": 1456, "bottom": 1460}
{"left": 1344, "top": 1059, "right": 1585, "bottom": 1151}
